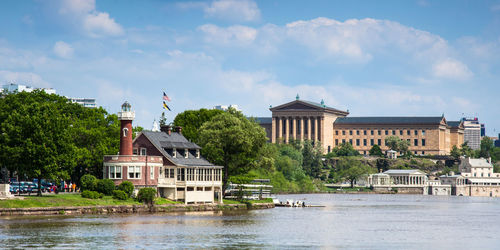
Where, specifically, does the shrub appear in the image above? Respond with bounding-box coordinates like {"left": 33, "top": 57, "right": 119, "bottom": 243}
{"left": 117, "top": 181, "right": 134, "bottom": 197}
{"left": 96, "top": 179, "right": 115, "bottom": 195}
{"left": 112, "top": 190, "right": 128, "bottom": 200}
{"left": 81, "top": 190, "right": 103, "bottom": 199}
{"left": 80, "top": 174, "right": 97, "bottom": 191}
{"left": 137, "top": 188, "right": 157, "bottom": 205}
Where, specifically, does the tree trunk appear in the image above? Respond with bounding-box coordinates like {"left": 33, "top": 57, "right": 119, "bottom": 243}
{"left": 350, "top": 179, "right": 354, "bottom": 188}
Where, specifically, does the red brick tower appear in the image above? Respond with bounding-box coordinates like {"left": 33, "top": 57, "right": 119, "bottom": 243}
{"left": 118, "top": 101, "right": 135, "bottom": 155}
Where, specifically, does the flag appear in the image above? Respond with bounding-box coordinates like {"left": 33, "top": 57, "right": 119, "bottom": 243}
{"left": 163, "top": 92, "right": 171, "bottom": 102}
{"left": 163, "top": 101, "right": 171, "bottom": 111}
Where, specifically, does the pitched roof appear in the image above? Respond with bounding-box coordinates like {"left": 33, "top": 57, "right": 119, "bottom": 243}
{"left": 384, "top": 169, "right": 426, "bottom": 175}
{"left": 467, "top": 158, "right": 493, "bottom": 168}
{"left": 270, "top": 100, "right": 349, "bottom": 115}
{"left": 334, "top": 116, "right": 444, "bottom": 125}
{"left": 447, "top": 121, "right": 462, "bottom": 128}
{"left": 140, "top": 131, "right": 216, "bottom": 167}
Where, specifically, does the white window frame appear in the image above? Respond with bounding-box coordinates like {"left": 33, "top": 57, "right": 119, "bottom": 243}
{"left": 140, "top": 148, "right": 147, "bottom": 156}
{"left": 184, "top": 149, "right": 189, "bottom": 158}
{"left": 109, "top": 166, "right": 122, "bottom": 179}
{"left": 128, "top": 166, "right": 141, "bottom": 179}
{"left": 150, "top": 166, "right": 154, "bottom": 179}
{"left": 173, "top": 148, "right": 177, "bottom": 158}
{"left": 123, "top": 127, "right": 129, "bottom": 137}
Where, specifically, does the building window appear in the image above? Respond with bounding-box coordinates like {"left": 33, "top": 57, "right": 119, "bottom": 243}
{"left": 407, "top": 130, "right": 410, "bottom": 136}
{"left": 356, "top": 139, "right": 360, "bottom": 146}
{"left": 364, "top": 130, "right": 367, "bottom": 135}
{"left": 342, "top": 130, "right": 346, "bottom": 135}
{"left": 184, "top": 149, "right": 189, "bottom": 158}
{"left": 335, "top": 139, "right": 338, "bottom": 145}
{"left": 349, "top": 139, "right": 353, "bottom": 145}
{"left": 378, "top": 130, "right": 381, "bottom": 135}
{"left": 173, "top": 148, "right": 177, "bottom": 158}
{"left": 363, "top": 139, "right": 367, "bottom": 146}
{"left": 422, "top": 151, "right": 425, "bottom": 155}
{"left": 356, "top": 130, "right": 360, "bottom": 135}
{"left": 414, "top": 130, "right": 418, "bottom": 135}
{"left": 123, "top": 128, "right": 129, "bottom": 137}
{"left": 335, "top": 130, "right": 339, "bottom": 135}
{"left": 392, "top": 130, "right": 396, "bottom": 135}
{"left": 177, "top": 168, "right": 185, "bottom": 181}
{"left": 109, "top": 166, "right": 122, "bottom": 179}
{"left": 140, "top": 148, "right": 147, "bottom": 156}
{"left": 422, "top": 139, "right": 426, "bottom": 146}
{"left": 414, "top": 139, "right": 418, "bottom": 146}
{"left": 128, "top": 166, "right": 141, "bottom": 179}
{"left": 422, "top": 130, "right": 426, "bottom": 136}
{"left": 167, "top": 168, "right": 174, "bottom": 178}
{"left": 385, "top": 130, "right": 388, "bottom": 135}
{"left": 370, "top": 139, "right": 374, "bottom": 146}
{"left": 328, "top": 146, "right": 331, "bottom": 153}
{"left": 371, "top": 130, "right": 374, "bottom": 135}
{"left": 196, "top": 150, "right": 200, "bottom": 158}
{"left": 342, "top": 139, "right": 346, "bottom": 143}
{"left": 399, "top": 130, "right": 403, "bottom": 135}
{"left": 414, "top": 151, "right": 417, "bottom": 154}
{"left": 150, "top": 166, "right": 154, "bottom": 179}
{"left": 350, "top": 130, "right": 353, "bottom": 135}
{"left": 133, "top": 148, "right": 138, "bottom": 155}
{"left": 378, "top": 139, "right": 381, "bottom": 145}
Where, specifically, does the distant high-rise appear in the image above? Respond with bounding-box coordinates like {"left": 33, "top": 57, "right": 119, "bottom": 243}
{"left": 481, "top": 123, "right": 486, "bottom": 137}
{"left": 213, "top": 104, "right": 240, "bottom": 111}
{"left": 67, "top": 97, "right": 97, "bottom": 108}
{"left": 462, "top": 117, "right": 482, "bottom": 150}
{"left": 2, "top": 83, "right": 56, "bottom": 94}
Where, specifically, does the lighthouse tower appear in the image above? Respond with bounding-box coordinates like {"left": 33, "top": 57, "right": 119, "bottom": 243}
{"left": 118, "top": 101, "right": 135, "bottom": 155}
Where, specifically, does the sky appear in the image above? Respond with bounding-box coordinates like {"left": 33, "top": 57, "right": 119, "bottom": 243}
{"left": 1, "top": 0, "right": 499, "bottom": 135}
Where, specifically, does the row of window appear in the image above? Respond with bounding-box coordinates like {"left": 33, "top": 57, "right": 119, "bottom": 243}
{"left": 106, "top": 165, "right": 152, "bottom": 180}
{"left": 164, "top": 148, "right": 200, "bottom": 159}
{"left": 335, "top": 139, "right": 426, "bottom": 147}
{"left": 336, "top": 129, "right": 426, "bottom": 136}
{"left": 173, "top": 168, "right": 222, "bottom": 182}
{"left": 359, "top": 151, "right": 426, "bottom": 155}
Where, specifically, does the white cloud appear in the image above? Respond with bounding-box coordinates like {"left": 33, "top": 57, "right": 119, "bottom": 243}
{"left": 432, "top": 58, "right": 473, "bottom": 80}
{"left": 52, "top": 0, "right": 124, "bottom": 38}
{"left": 53, "top": 41, "right": 74, "bottom": 59}
{"left": 204, "top": 0, "right": 260, "bottom": 22}
{"left": 83, "top": 12, "right": 124, "bottom": 38}
{"left": 0, "top": 70, "right": 52, "bottom": 88}
{"left": 198, "top": 24, "right": 257, "bottom": 45}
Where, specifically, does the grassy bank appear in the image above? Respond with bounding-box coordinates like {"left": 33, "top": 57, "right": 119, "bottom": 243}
{"left": 0, "top": 194, "right": 185, "bottom": 208}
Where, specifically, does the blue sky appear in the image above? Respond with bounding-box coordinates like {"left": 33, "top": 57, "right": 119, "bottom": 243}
{"left": 1, "top": 0, "right": 500, "bottom": 135}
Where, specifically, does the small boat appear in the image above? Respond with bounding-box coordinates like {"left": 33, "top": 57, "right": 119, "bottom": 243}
{"left": 273, "top": 199, "right": 325, "bottom": 207}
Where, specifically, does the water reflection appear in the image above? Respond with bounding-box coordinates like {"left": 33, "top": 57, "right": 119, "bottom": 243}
{"left": 2, "top": 194, "right": 500, "bottom": 249}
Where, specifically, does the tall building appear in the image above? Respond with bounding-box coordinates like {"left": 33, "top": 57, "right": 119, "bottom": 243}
{"left": 260, "top": 97, "right": 464, "bottom": 155}
{"left": 214, "top": 104, "right": 240, "bottom": 111}
{"left": 2, "top": 83, "right": 56, "bottom": 94}
{"left": 462, "top": 117, "right": 482, "bottom": 150}
{"left": 67, "top": 97, "right": 97, "bottom": 108}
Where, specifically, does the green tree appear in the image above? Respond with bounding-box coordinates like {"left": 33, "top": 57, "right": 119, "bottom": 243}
{"left": 369, "top": 144, "right": 383, "bottom": 157}
{"left": 302, "top": 140, "right": 323, "bottom": 178}
{"left": 385, "top": 136, "right": 410, "bottom": 154}
{"left": 336, "top": 157, "right": 374, "bottom": 188}
{"left": 0, "top": 90, "right": 76, "bottom": 196}
{"left": 450, "top": 145, "right": 461, "bottom": 159}
{"left": 331, "top": 142, "right": 360, "bottom": 157}
{"left": 198, "top": 109, "right": 267, "bottom": 193}
{"left": 173, "top": 108, "right": 224, "bottom": 143}
{"left": 159, "top": 112, "right": 167, "bottom": 126}
{"left": 479, "top": 137, "right": 494, "bottom": 158}
{"left": 460, "top": 142, "right": 474, "bottom": 157}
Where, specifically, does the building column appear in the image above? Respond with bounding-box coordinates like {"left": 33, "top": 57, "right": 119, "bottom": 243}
{"left": 285, "top": 117, "right": 290, "bottom": 143}
{"left": 276, "top": 117, "right": 282, "bottom": 143}
{"left": 291, "top": 117, "right": 296, "bottom": 140}
{"left": 307, "top": 117, "right": 311, "bottom": 140}
{"left": 300, "top": 117, "right": 304, "bottom": 141}
{"left": 271, "top": 117, "right": 276, "bottom": 143}
{"left": 315, "top": 117, "right": 320, "bottom": 142}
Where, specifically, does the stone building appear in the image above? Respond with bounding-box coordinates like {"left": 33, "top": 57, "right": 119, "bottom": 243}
{"left": 263, "top": 97, "right": 464, "bottom": 155}
{"left": 103, "top": 102, "right": 223, "bottom": 204}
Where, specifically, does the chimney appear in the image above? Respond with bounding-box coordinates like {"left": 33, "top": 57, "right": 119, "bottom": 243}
{"left": 160, "top": 125, "right": 172, "bottom": 135}
{"left": 175, "top": 126, "right": 182, "bottom": 134}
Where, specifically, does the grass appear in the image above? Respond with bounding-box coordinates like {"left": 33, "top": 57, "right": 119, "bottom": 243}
{"left": 247, "top": 198, "right": 273, "bottom": 204}
{"left": 222, "top": 199, "right": 243, "bottom": 204}
{"left": 0, "top": 193, "right": 141, "bottom": 208}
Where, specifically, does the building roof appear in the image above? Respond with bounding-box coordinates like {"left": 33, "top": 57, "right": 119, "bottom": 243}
{"left": 467, "top": 158, "right": 493, "bottom": 168}
{"left": 447, "top": 121, "right": 463, "bottom": 128}
{"left": 334, "top": 116, "right": 444, "bottom": 125}
{"left": 139, "top": 131, "right": 217, "bottom": 167}
{"left": 270, "top": 99, "right": 349, "bottom": 116}
{"left": 384, "top": 169, "right": 426, "bottom": 175}
{"left": 253, "top": 117, "right": 272, "bottom": 124}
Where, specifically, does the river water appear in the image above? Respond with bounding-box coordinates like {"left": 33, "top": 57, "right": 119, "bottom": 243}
{"left": 2, "top": 194, "right": 500, "bottom": 249}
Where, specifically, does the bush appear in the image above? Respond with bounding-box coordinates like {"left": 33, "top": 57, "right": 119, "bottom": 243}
{"left": 81, "top": 190, "right": 103, "bottom": 199}
{"left": 80, "top": 174, "right": 97, "bottom": 191}
{"left": 96, "top": 179, "right": 115, "bottom": 195}
{"left": 137, "top": 188, "right": 156, "bottom": 205}
{"left": 112, "top": 190, "right": 128, "bottom": 200}
{"left": 117, "top": 181, "right": 134, "bottom": 197}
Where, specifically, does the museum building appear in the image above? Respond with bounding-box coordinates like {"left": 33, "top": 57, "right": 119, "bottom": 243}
{"left": 260, "top": 97, "right": 464, "bottom": 155}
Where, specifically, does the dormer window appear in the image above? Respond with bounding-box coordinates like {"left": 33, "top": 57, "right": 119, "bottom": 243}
{"left": 196, "top": 149, "right": 200, "bottom": 159}
{"left": 184, "top": 149, "right": 189, "bottom": 158}
{"left": 173, "top": 148, "right": 177, "bottom": 158}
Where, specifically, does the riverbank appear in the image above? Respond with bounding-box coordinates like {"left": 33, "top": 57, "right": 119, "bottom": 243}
{"left": 0, "top": 194, "right": 274, "bottom": 216}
